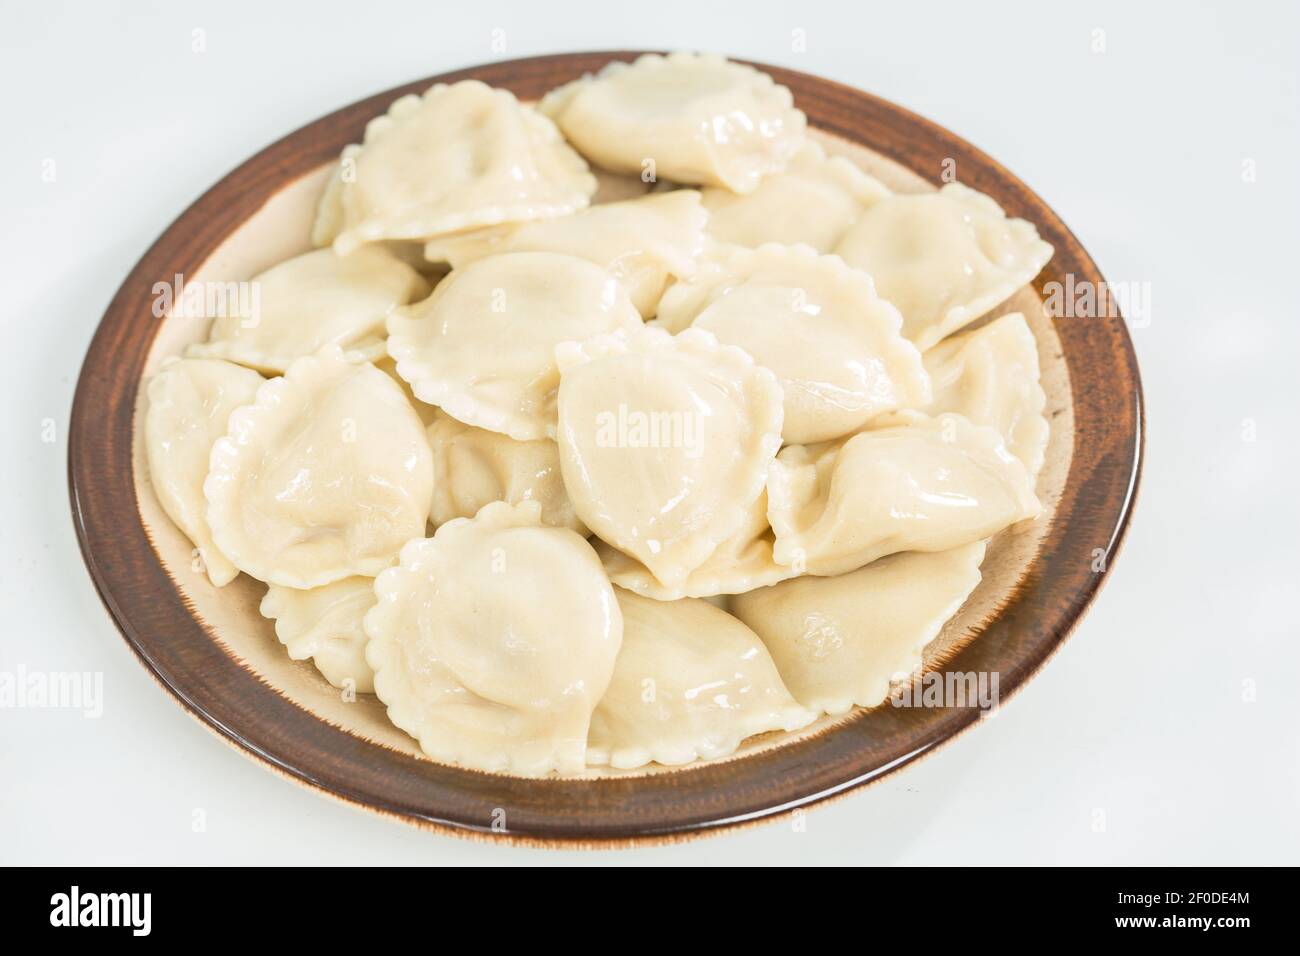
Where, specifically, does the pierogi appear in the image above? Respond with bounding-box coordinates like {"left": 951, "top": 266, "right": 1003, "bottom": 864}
{"left": 315, "top": 80, "right": 596, "bottom": 254}
{"left": 656, "top": 243, "right": 931, "bottom": 444}
{"left": 260, "top": 577, "right": 377, "bottom": 693}
{"left": 540, "top": 52, "right": 806, "bottom": 193}
{"left": 145, "top": 357, "right": 265, "bottom": 586}
{"left": 732, "top": 543, "right": 987, "bottom": 715}
{"left": 554, "top": 326, "right": 784, "bottom": 592}
{"left": 204, "top": 347, "right": 433, "bottom": 588}
{"left": 424, "top": 191, "right": 707, "bottom": 317}
{"left": 186, "top": 247, "right": 429, "bottom": 373}
{"left": 767, "top": 413, "right": 1041, "bottom": 577}
{"left": 699, "top": 140, "right": 890, "bottom": 251}
{"left": 143, "top": 53, "right": 1056, "bottom": 778}
{"left": 386, "top": 251, "right": 642, "bottom": 441}
{"left": 588, "top": 589, "right": 814, "bottom": 769}
{"left": 365, "top": 501, "right": 620, "bottom": 775}
{"left": 905, "top": 312, "right": 1049, "bottom": 478}
{"left": 834, "top": 183, "right": 1053, "bottom": 350}
{"left": 426, "top": 410, "right": 586, "bottom": 533}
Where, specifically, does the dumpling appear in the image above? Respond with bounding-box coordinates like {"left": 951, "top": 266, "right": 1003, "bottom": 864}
{"left": 539, "top": 52, "right": 806, "bottom": 193}
{"left": 186, "top": 247, "right": 430, "bottom": 374}
{"left": 834, "top": 182, "right": 1054, "bottom": 350}
{"left": 386, "top": 251, "right": 642, "bottom": 441}
{"left": 732, "top": 543, "right": 986, "bottom": 715}
{"left": 427, "top": 410, "right": 586, "bottom": 533}
{"left": 588, "top": 589, "right": 814, "bottom": 769}
{"left": 205, "top": 347, "right": 433, "bottom": 587}
{"left": 768, "top": 413, "right": 1040, "bottom": 576}
{"left": 595, "top": 490, "right": 793, "bottom": 600}
{"left": 555, "top": 326, "right": 784, "bottom": 591}
{"left": 312, "top": 158, "right": 349, "bottom": 248}
{"left": 375, "top": 354, "right": 439, "bottom": 425}
{"left": 656, "top": 243, "right": 931, "bottom": 444}
{"left": 700, "top": 140, "right": 889, "bottom": 251}
{"left": 144, "top": 357, "right": 264, "bottom": 586}
{"left": 424, "top": 191, "right": 707, "bottom": 317}
{"left": 260, "top": 577, "right": 377, "bottom": 693}
{"left": 364, "top": 501, "right": 621, "bottom": 776}
{"left": 909, "top": 312, "right": 1049, "bottom": 478}
{"left": 314, "top": 80, "right": 597, "bottom": 255}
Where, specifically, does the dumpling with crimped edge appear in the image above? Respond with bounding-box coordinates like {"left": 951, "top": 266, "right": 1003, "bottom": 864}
{"left": 700, "top": 140, "right": 890, "bottom": 251}
{"left": 588, "top": 589, "right": 815, "bottom": 769}
{"left": 364, "top": 501, "right": 622, "bottom": 776}
{"left": 539, "top": 52, "right": 806, "bottom": 194}
{"left": 144, "top": 357, "right": 264, "bottom": 587}
{"left": 186, "top": 247, "right": 430, "bottom": 374}
{"left": 595, "top": 490, "right": 794, "bottom": 601}
{"left": 314, "top": 80, "right": 597, "bottom": 255}
{"left": 424, "top": 191, "right": 707, "bottom": 318}
{"left": 834, "top": 182, "right": 1054, "bottom": 351}
{"left": 768, "top": 413, "right": 1040, "bottom": 577}
{"left": 375, "top": 354, "right": 439, "bottom": 425}
{"left": 205, "top": 346, "right": 433, "bottom": 588}
{"left": 656, "top": 243, "right": 931, "bottom": 445}
{"left": 260, "top": 577, "right": 376, "bottom": 693}
{"left": 387, "top": 251, "right": 642, "bottom": 441}
{"left": 910, "top": 312, "right": 1049, "bottom": 479}
{"left": 555, "top": 326, "right": 784, "bottom": 592}
{"left": 732, "top": 542, "right": 986, "bottom": 716}
{"left": 427, "top": 410, "right": 586, "bottom": 534}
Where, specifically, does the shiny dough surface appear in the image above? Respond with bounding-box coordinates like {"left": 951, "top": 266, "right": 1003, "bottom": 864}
{"left": 144, "top": 54, "right": 1054, "bottom": 777}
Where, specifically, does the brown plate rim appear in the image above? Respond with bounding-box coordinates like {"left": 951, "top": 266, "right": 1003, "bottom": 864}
{"left": 68, "top": 51, "right": 1145, "bottom": 846}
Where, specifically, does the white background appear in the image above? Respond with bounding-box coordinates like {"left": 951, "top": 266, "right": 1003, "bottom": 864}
{"left": 2, "top": 0, "right": 1297, "bottom": 865}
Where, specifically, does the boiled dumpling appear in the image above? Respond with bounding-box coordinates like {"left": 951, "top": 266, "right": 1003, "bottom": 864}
{"left": 555, "top": 326, "right": 784, "bottom": 591}
{"left": 656, "top": 243, "right": 931, "bottom": 444}
{"left": 588, "top": 589, "right": 814, "bottom": 769}
{"left": 700, "top": 140, "right": 889, "bottom": 251}
{"left": 427, "top": 410, "right": 585, "bottom": 533}
{"left": 186, "top": 247, "right": 429, "bottom": 373}
{"left": 540, "top": 52, "right": 806, "bottom": 193}
{"left": 834, "top": 182, "right": 1054, "bottom": 350}
{"left": 144, "top": 357, "right": 264, "bottom": 586}
{"left": 910, "top": 312, "right": 1049, "bottom": 478}
{"left": 768, "top": 413, "right": 1040, "bottom": 576}
{"left": 314, "top": 80, "right": 597, "bottom": 254}
{"left": 424, "top": 191, "right": 707, "bottom": 317}
{"left": 375, "top": 354, "right": 439, "bottom": 425}
{"left": 260, "top": 577, "right": 377, "bottom": 693}
{"left": 732, "top": 543, "right": 986, "bottom": 715}
{"left": 364, "top": 501, "right": 621, "bottom": 776}
{"left": 596, "top": 490, "right": 793, "bottom": 601}
{"left": 205, "top": 347, "right": 433, "bottom": 587}
{"left": 386, "top": 251, "right": 642, "bottom": 441}
{"left": 312, "top": 158, "right": 349, "bottom": 248}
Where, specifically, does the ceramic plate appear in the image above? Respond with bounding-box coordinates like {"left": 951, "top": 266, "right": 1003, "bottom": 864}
{"left": 69, "top": 52, "right": 1143, "bottom": 845}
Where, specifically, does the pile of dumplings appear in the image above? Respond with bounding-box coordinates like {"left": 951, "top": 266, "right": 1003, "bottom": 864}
{"left": 145, "top": 53, "right": 1054, "bottom": 777}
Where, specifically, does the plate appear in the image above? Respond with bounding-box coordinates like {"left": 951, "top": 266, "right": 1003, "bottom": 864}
{"left": 68, "top": 52, "right": 1143, "bottom": 845}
